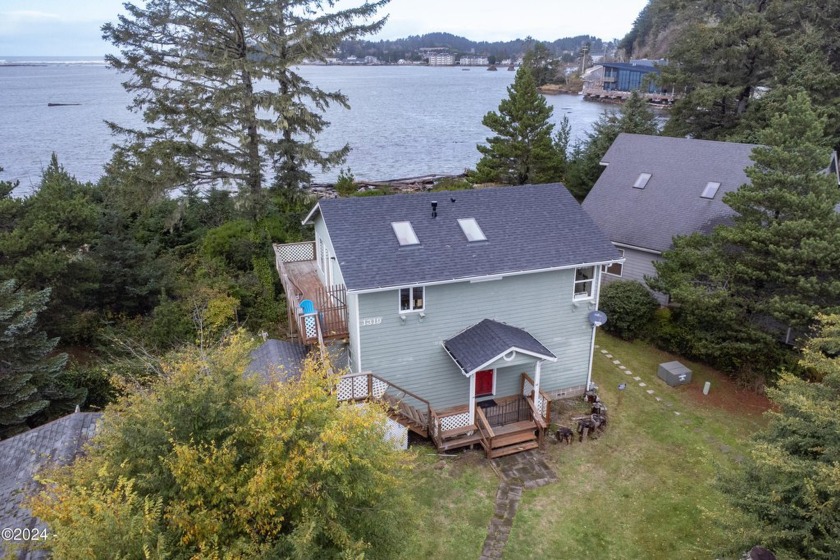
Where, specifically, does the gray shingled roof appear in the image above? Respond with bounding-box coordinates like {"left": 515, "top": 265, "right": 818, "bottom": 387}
{"left": 0, "top": 412, "right": 101, "bottom": 560}
{"left": 311, "top": 184, "right": 620, "bottom": 291}
{"left": 443, "top": 319, "right": 556, "bottom": 376}
{"left": 245, "top": 339, "right": 308, "bottom": 383}
{"left": 582, "top": 133, "right": 758, "bottom": 253}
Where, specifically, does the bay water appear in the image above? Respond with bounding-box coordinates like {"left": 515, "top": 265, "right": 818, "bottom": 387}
{"left": 1, "top": 57, "right": 616, "bottom": 195}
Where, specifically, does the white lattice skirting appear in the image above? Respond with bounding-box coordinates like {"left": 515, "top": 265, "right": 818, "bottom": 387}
{"left": 275, "top": 242, "right": 315, "bottom": 263}
{"left": 439, "top": 412, "right": 471, "bottom": 432}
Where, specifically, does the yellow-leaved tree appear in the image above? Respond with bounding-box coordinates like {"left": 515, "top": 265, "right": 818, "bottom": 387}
{"left": 31, "top": 331, "right": 414, "bottom": 559}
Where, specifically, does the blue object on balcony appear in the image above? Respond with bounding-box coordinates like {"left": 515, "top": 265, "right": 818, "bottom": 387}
{"left": 300, "top": 299, "right": 315, "bottom": 314}
{"left": 300, "top": 299, "right": 317, "bottom": 339}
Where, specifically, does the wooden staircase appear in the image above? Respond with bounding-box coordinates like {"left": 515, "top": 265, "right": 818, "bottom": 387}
{"left": 336, "top": 373, "right": 431, "bottom": 439}
{"left": 476, "top": 406, "right": 540, "bottom": 459}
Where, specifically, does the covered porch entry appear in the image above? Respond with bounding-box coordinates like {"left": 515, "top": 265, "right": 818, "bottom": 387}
{"left": 436, "top": 319, "right": 556, "bottom": 458}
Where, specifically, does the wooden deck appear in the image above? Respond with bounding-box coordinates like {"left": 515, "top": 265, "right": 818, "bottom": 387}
{"left": 274, "top": 242, "right": 348, "bottom": 344}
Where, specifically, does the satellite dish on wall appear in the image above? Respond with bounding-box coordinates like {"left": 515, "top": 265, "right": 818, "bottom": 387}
{"left": 588, "top": 310, "right": 607, "bottom": 327}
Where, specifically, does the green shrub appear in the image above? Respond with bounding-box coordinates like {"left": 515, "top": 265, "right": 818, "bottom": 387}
{"left": 335, "top": 168, "right": 357, "bottom": 197}
{"left": 599, "top": 280, "right": 658, "bottom": 340}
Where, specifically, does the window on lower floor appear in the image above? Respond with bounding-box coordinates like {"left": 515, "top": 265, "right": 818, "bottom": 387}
{"left": 399, "top": 286, "right": 424, "bottom": 312}
{"left": 475, "top": 369, "right": 494, "bottom": 397}
{"left": 603, "top": 249, "right": 625, "bottom": 276}
{"left": 574, "top": 266, "right": 595, "bottom": 299}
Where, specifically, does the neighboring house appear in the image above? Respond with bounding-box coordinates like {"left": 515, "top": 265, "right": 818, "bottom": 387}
{"left": 0, "top": 410, "right": 101, "bottom": 560}
{"left": 274, "top": 184, "right": 621, "bottom": 457}
{"left": 581, "top": 133, "right": 758, "bottom": 303}
{"left": 582, "top": 61, "right": 674, "bottom": 104}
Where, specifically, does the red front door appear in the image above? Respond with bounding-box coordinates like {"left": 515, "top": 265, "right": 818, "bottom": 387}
{"left": 475, "top": 369, "right": 494, "bottom": 397}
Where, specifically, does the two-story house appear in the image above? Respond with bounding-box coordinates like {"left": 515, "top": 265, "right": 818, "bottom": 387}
{"left": 582, "top": 133, "right": 758, "bottom": 303}
{"left": 274, "top": 184, "right": 621, "bottom": 457}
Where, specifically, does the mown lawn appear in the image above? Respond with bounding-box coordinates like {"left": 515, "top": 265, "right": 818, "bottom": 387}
{"left": 401, "top": 332, "right": 770, "bottom": 560}
{"left": 504, "top": 332, "right": 769, "bottom": 559}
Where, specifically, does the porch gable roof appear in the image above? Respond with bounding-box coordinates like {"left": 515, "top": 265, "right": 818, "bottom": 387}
{"left": 443, "top": 319, "right": 557, "bottom": 377}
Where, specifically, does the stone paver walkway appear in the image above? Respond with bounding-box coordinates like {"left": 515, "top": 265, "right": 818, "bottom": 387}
{"left": 479, "top": 451, "right": 557, "bottom": 560}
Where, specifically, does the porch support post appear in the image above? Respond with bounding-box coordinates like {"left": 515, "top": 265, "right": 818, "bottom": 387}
{"left": 533, "top": 360, "right": 542, "bottom": 399}
{"left": 468, "top": 374, "right": 476, "bottom": 425}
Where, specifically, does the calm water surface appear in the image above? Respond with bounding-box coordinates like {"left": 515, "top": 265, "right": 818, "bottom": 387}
{"left": 1, "top": 59, "right": 615, "bottom": 194}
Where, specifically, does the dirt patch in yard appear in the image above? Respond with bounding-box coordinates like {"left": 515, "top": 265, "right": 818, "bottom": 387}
{"left": 679, "top": 371, "right": 772, "bottom": 418}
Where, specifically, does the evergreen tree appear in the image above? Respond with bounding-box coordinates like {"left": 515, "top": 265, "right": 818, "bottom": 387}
{"left": 717, "top": 92, "right": 840, "bottom": 331}
{"left": 103, "top": 0, "right": 388, "bottom": 206}
{"left": 650, "top": 93, "right": 840, "bottom": 377}
{"left": 566, "top": 91, "right": 659, "bottom": 199}
{"left": 0, "top": 156, "right": 100, "bottom": 343}
{"left": 522, "top": 42, "right": 560, "bottom": 87}
{"left": 723, "top": 314, "right": 840, "bottom": 558}
{"left": 0, "top": 280, "right": 71, "bottom": 438}
{"left": 471, "top": 66, "right": 564, "bottom": 185}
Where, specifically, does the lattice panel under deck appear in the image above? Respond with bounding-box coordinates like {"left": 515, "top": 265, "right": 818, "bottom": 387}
{"left": 536, "top": 394, "right": 548, "bottom": 418}
{"left": 337, "top": 376, "right": 371, "bottom": 401}
{"left": 276, "top": 242, "right": 315, "bottom": 263}
{"left": 303, "top": 314, "right": 318, "bottom": 339}
{"left": 372, "top": 378, "right": 387, "bottom": 399}
{"left": 439, "top": 412, "right": 471, "bottom": 432}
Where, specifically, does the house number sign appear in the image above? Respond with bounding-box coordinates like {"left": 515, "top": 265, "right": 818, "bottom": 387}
{"left": 360, "top": 317, "right": 382, "bottom": 327}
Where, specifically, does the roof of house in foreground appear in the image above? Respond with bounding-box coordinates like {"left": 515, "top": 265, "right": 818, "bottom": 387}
{"left": 307, "top": 183, "right": 621, "bottom": 291}
{"left": 0, "top": 411, "right": 101, "bottom": 560}
{"left": 582, "top": 133, "right": 758, "bottom": 253}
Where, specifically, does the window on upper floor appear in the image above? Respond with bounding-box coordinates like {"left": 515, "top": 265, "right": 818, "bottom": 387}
{"left": 603, "top": 249, "right": 625, "bottom": 277}
{"left": 574, "top": 266, "right": 595, "bottom": 300}
{"left": 399, "top": 286, "right": 425, "bottom": 312}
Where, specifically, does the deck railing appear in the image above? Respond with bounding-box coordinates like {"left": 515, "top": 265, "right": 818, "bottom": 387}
{"left": 274, "top": 241, "right": 348, "bottom": 344}
{"left": 521, "top": 373, "right": 552, "bottom": 427}
{"left": 336, "top": 372, "right": 431, "bottom": 437}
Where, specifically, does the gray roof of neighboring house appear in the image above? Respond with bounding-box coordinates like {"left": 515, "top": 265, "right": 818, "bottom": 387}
{"left": 245, "top": 339, "right": 308, "bottom": 383}
{"left": 309, "top": 184, "right": 621, "bottom": 291}
{"left": 582, "top": 133, "right": 758, "bottom": 253}
{"left": 0, "top": 411, "right": 101, "bottom": 560}
{"left": 443, "top": 319, "right": 557, "bottom": 376}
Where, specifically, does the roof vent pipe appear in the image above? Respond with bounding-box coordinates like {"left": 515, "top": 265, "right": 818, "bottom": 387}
{"left": 431, "top": 200, "right": 438, "bottom": 218}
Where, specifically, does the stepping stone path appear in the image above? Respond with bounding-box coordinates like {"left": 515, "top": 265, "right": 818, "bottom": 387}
{"left": 480, "top": 451, "right": 557, "bottom": 560}
{"left": 639, "top": 382, "right": 647, "bottom": 387}
{"left": 600, "top": 346, "right": 686, "bottom": 417}
{"left": 619, "top": 365, "right": 626, "bottom": 370}
{"left": 646, "top": 389, "right": 655, "bottom": 395}
{"left": 633, "top": 376, "right": 642, "bottom": 381}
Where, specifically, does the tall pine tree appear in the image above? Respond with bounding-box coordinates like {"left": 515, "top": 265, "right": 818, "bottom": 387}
{"left": 0, "top": 280, "right": 71, "bottom": 438}
{"left": 471, "top": 65, "right": 564, "bottom": 185}
{"left": 724, "top": 313, "right": 840, "bottom": 558}
{"left": 103, "top": 0, "right": 388, "bottom": 207}
{"left": 717, "top": 91, "right": 840, "bottom": 331}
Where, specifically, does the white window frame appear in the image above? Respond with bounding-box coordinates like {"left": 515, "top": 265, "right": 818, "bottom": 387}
{"left": 457, "top": 218, "right": 487, "bottom": 242}
{"left": 603, "top": 249, "right": 625, "bottom": 277}
{"left": 398, "top": 286, "right": 425, "bottom": 313}
{"left": 391, "top": 221, "right": 420, "bottom": 246}
{"left": 573, "top": 266, "right": 596, "bottom": 300}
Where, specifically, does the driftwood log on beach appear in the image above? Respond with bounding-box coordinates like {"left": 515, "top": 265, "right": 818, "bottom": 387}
{"left": 309, "top": 173, "right": 466, "bottom": 198}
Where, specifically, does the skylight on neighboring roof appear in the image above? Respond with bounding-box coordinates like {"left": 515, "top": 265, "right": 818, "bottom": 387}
{"left": 701, "top": 181, "right": 721, "bottom": 199}
{"left": 457, "top": 218, "right": 487, "bottom": 242}
{"left": 391, "top": 221, "right": 419, "bottom": 246}
{"left": 633, "top": 173, "right": 652, "bottom": 189}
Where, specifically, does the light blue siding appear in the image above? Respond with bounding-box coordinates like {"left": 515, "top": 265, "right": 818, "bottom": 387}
{"left": 355, "top": 270, "right": 598, "bottom": 410}
{"left": 602, "top": 246, "right": 667, "bottom": 304}
{"left": 313, "top": 217, "right": 345, "bottom": 287}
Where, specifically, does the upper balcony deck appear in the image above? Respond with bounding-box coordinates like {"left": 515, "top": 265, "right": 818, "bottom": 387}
{"left": 273, "top": 241, "right": 348, "bottom": 344}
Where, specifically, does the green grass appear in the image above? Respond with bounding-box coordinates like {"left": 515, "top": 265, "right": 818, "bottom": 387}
{"left": 399, "top": 333, "right": 769, "bottom": 560}
{"left": 503, "top": 333, "right": 768, "bottom": 559}
{"left": 398, "top": 448, "right": 499, "bottom": 559}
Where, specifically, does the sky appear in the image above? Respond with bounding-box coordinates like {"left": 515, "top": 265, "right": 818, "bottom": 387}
{"left": 0, "top": 0, "right": 649, "bottom": 57}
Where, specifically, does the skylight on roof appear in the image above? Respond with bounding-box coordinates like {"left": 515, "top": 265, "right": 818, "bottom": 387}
{"left": 701, "top": 181, "right": 721, "bottom": 199}
{"left": 633, "top": 173, "right": 652, "bottom": 189}
{"left": 457, "top": 218, "right": 487, "bottom": 242}
{"left": 391, "top": 221, "right": 419, "bottom": 246}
